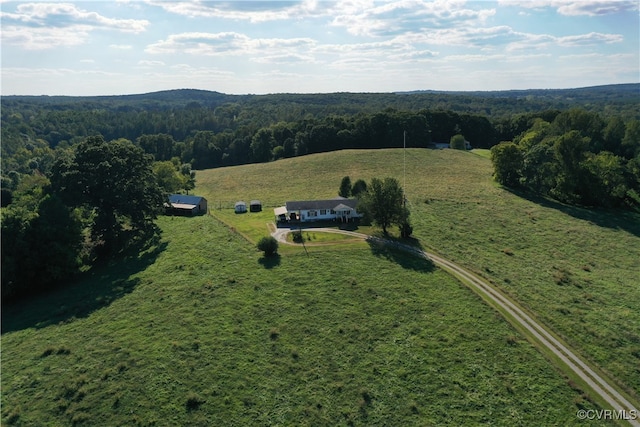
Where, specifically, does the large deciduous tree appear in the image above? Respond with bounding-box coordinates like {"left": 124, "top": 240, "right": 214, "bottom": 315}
{"left": 153, "top": 161, "right": 185, "bottom": 194}
{"left": 359, "top": 177, "right": 405, "bottom": 234}
{"left": 51, "top": 135, "right": 164, "bottom": 256}
{"left": 1, "top": 187, "right": 82, "bottom": 300}
{"left": 490, "top": 142, "right": 523, "bottom": 188}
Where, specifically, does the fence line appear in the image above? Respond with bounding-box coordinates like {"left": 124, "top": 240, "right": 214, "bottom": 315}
{"left": 213, "top": 200, "right": 284, "bottom": 210}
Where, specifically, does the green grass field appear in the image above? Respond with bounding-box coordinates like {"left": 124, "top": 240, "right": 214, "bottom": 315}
{"left": 196, "top": 148, "right": 640, "bottom": 398}
{"left": 2, "top": 148, "right": 638, "bottom": 425}
{"left": 2, "top": 215, "right": 609, "bottom": 426}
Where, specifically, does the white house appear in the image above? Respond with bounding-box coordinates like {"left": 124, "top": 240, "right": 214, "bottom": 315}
{"left": 432, "top": 140, "right": 472, "bottom": 150}
{"left": 274, "top": 198, "right": 360, "bottom": 223}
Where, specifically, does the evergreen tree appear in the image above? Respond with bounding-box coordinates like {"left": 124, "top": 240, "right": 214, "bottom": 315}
{"left": 339, "top": 176, "right": 352, "bottom": 198}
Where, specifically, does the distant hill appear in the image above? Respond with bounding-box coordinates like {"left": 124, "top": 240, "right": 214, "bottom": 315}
{"left": 397, "top": 83, "right": 639, "bottom": 99}
{"left": 3, "top": 83, "right": 639, "bottom": 117}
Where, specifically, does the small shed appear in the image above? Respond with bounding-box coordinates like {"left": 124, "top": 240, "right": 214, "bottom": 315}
{"left": 234, "top": 201, "right": 247, "bottom": 213}
{"left": 250, "top": 200, "right": 262, "bottom": 212}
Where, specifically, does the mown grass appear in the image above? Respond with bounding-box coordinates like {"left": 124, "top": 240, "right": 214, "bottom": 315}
{"left": 2, "top": 215, "right": 610, "bottom": 426}
{"left": 196, "top": 148, "right": 640, "bottom": 399}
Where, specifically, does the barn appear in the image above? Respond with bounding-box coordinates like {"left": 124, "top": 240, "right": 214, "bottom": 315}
{"left": 166, "top": 194, "right": 207, "bottom": 216}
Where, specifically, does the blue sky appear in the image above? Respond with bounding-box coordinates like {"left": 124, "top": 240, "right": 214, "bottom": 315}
{"left": 1, "top": 1, "right": 638, "bottom": 95}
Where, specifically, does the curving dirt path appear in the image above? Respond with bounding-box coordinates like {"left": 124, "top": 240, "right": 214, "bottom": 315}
{"left": 271, "top": 225, "right": 640, "bottom": 425}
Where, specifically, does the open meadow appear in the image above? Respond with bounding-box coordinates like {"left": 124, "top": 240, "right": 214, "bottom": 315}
{"left": 196, "top": 148, "right": 640, "bottom": 400}
{"left": 2, "top": 148, "right": 638, "bottom": 426}
{"left": 2, "top": 215, "right": 610, "bottom": 426}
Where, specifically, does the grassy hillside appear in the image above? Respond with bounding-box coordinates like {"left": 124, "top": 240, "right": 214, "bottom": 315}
{"left": 3, "top": 148, "right": 637, "bottom": 425}
{"left": 2, "top": 216, "right": 607, "bottom": 426}
{"left": 196, "top": 148, "right": 640, "bottom": 398}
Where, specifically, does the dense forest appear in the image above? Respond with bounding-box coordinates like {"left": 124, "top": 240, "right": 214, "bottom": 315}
{"left": 1, "top": 84, "right": 639, "bottom": 300}
{"left": 491, "top": 109, "right": 640, "bottom": 208}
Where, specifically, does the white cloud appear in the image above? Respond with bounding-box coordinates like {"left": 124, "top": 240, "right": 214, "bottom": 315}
{"left": 251, "top": 54, "right": 317, "bottom": 64}
{"left": 399, "top": 25, "right": 625, "bottom": 51}
{"left": 144, "top": 0, "right": 328, "bottom": 22}
{"left": 498, "top": 0, "right": 638, "bottom": 16}
{"left": 507, "top": 31, "right": 623, "bottom": 50}
{"left": 137, "top": 60, "right": 166, "bottom": 67}
{"left": 1, "top": 25, "right": 92, "bottom": 49}
{"left": 146, "top": 0, "right": 496, "bottom": 38}
{"left": 109, "top": 44, "right": 133, "bottom": 50}
{"left": 146, "top": 32, "right": 317, "bottom": 59}
{"left": 330, "top": 0, "right": 496, "bottom": 36}
{"left": 394, "top": 26, "right": 525, "bottom": 47}
{"left": 0, "top": 2, "right": 149, "bottom": 49}
{"left": 557, "top": 32, "right": 623, "bottom": 46}
{"left": 1, "top": 3, "right": 149, "bottom": 32}
{"left": 2, "top": 66, "right": 120, "bottom": 78}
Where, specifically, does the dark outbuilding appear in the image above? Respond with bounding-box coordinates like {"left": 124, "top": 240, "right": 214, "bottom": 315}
{"left": 166, "top": 194, "right": 208, "bottom": 216}
{"left": 250, "top": 200, "right": 262, "bottom": 212}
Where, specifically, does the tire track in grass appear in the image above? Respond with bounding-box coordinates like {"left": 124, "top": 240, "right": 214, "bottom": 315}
{"left": 272, "top": 225, "right": 640, "bottom": 426}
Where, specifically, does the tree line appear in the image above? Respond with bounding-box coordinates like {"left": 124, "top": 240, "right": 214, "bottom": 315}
{"left": 490, "top": 109, "right": 640, "bottom": 208}
{"left": 3, "top": 85, "right": 639, "bottom": 174}
{"left": 2, "top": 89, "right": 639, "bottom": 300}
{"left": 2, "top": 136, "right": 164, "bottom": 301}
{"left": 2, "top": 106, "right": 498, "bottom": 173}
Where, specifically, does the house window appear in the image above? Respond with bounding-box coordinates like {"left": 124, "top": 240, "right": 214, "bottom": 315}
{"left": 330, "top": 209, "right": 336, "bottom": 215}
{"left": 308, "top": 210, "right": 317, "bottom": 217}
{"left": 320, "top": 209, "right": 327, "bottom": 215}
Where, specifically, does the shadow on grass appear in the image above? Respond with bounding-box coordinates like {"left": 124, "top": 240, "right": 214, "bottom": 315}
{"left": 258, "top": 254, "right": 281, "bottom": 269}
{"left": 276, "top": 220, "right": 362, "bottom": 231}
{"left": 505, "top": 187, "right": 640, "bottom": 237}
{"left": 366, "top": 236, "right": 435, "bottom": 273}
{"left": 1, "top": 240, "right": 167, "bottom": 334}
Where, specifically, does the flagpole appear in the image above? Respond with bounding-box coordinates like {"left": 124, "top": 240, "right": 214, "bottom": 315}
{"left": 403, "top": 130, "right": 406, "bottom": 207}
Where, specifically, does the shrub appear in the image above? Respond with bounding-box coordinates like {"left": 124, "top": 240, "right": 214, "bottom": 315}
{"left": 292, "top": 231, "right": 304, "bottom": 243}
{"left": 186, "top": 392, "right": 205, "bottom": 411}
{"left": 257, "top": 236, "right": 278, "bottom": 257}
{"left": 269, "top": 328, "right": 279, "bottom": 340}
{"left": 450, "top": 134, "right": 467, "bottom": 150}
{"left": 400, "top": 221, "right": 413, "bottom": 238}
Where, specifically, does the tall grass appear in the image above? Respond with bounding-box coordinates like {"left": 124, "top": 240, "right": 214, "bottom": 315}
{"left": 2, "top": 215, "right": 611, "bottom": 425}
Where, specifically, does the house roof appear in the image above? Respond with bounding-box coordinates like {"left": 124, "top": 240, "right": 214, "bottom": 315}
{"left": 235, "top": 201, "right": 246, "bottom": 207}
{"left": 168, "top": 194, "right": 206, "bottom": 205}
{"left": 273, "top": 206, "right": 288, "bottom": 216}
{"left": 250, "top": 200, "right": 261, "bottom": 205}
{"left": 286, "top": 198, "right": 358, "bottom": 211}
{"left": 333, "top": 203, "right": 355, "bottom": 211}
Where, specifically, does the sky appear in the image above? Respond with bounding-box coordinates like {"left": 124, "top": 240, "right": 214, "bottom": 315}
{"left": 1, "top": 0, "right": 638, "bottom": 96}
